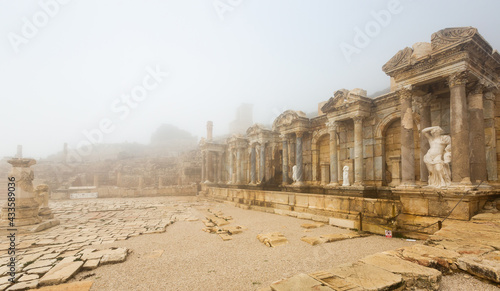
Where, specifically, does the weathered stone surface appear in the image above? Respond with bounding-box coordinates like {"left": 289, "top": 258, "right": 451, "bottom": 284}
{"left": 145, "top": 250, "right": 164, "bottom": 259}
{"left": 257, "top": 233, "right": 288, "bottom": 247}
{"left": 309, "top": 270, "right": 362, "bottom": 291}
{"left": 270, "top": 273, "right": 333, "bottom": 291}
{"left": 39, "top": 257, "right": 84, "bottom": 286}
{"left": 18, "top": 274, "right": 39, "bottom": 282}
{"left": 31, "top": 220, "right": 60, "bottom": 233}
{"left": 30, "top": 280, "right": 93, "bottom": 291}
{"left": 327, "top": 262, "right": 404, "bottom": 290}
{"left": 100, "top": 248, "right": 128, "bottom": 265}
{"left": 457, "top": 256, "right": 500, "bottom": 283}
{"left": 223, "top": 225, "right": 244, "bottom": 235}
{"left": 23, "top": 259, "right": 57, "bottom": 271}
{"left": 26, "top": 266, "right": 53, "bottom": 275}
{"left": 219, "top": 233, "right": 232, "bottom": 241}
{"left": 300, "top": 237, "right": 324, "bottom": 246}
{"left": 360, "top": 253, "right": 441, "bottom": 290}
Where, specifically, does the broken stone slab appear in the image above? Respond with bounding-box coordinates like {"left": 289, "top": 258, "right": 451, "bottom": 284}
{"left": 360, "top": 253, "right": 441, "bottom": 290}
{"left": 26, "top": 266, "right": 53, "bottom": 275}
{"left": 397, "top": 244, "right": 460, "bottom": 272}
{"left": 257, "top": 233, "right": 288, "bottom": 247}
{"left": 39, "top": 256, "right": 83, "bottom": 286}
{"left": 300, "top": 237, "right": 325, "bottom": 246}
{"left": 300, "top": 222, "right": 324, "bottom": 229}
{"left": 222, "top": 226, "right": 244, "bottom": 235}
{"left": 6, "top": 279, "right": 39, "bottom": 291}
{"left": 82, "top": 259, "right": 100, "bottom": 270}
{"left": 99, "top": 248, "right": 128, "bottom": 265}
{"left": 30, "top": 280, "right": 93, "bottom": 291}
{"left": 326, "top": 262, "right": 404, "bottom": 290}
{"left": 219, "top": 233, "right": 233, "bottom": 241}
{"left": 270, "top": 273, "right": 333, "bottom": 291}
{"left": 457, "top": 256, "right": 500, "bottom": 283}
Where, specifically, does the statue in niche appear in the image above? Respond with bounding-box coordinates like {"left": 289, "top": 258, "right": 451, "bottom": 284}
{"left": 292, "top": 165, "right": 298, "bottom": 182}
{"left": 342, "top": 166, "right": 350, "bottom": 186}
{"left": 422, "top": 126, "right": 451, "bottom": 188}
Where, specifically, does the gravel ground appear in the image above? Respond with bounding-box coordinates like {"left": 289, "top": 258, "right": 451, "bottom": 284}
{"left": 69, "top": 198, "right": 499, "bottom": 290}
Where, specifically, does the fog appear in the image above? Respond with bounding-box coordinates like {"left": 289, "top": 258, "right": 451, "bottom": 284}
{"left": 1, "top": 0, "right": 500, "bottom": 158}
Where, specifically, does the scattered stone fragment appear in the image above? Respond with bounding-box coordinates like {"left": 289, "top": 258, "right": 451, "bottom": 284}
{"left": 99, "top": 248, "right": 128, "bottom": 265}
{"left": 300, "top": 222, "right": 324, "bottom": 229}
{"left": 300, "top": 237, "right": 324, "bottom": 246}
{"left": 319, "top": 232, "right": 360, "bottom": 243}
{"left": 398, "top": 244, "right": 460, "bottom": 272}
{"left": 257, "top": 232, "right": 288, "bottom": 247}
{"left": 223, "top": 226, "right": 244, "bottom": 235}
{"left": 219, "top": 233, "right": 233, "bottom": 241}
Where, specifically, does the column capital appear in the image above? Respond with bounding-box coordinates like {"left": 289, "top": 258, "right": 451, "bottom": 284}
{"left": 279, "top": 133, "right": 288, "bottom": 140}
{"left": 469, "top": 81, "right": 486, "bottom": 95}
{"left": 447, "top": 70, "right": 469, "bottom": 88}
{"left": 484, "top": 91, "right": 496, "bottom": 101}
{"left": 326, "top": 120, "right": 338, "bottom": 131}
{"left": 353, "top": 116, "right": 364, "bottom": 124}
{"left": 397, "top": 85, "right": 413, "bottom": 101}
{"left": 296, "top": 131, "right": 304, "bottom": 138}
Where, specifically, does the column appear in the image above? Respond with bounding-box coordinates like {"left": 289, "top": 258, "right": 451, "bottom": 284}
{"left": 201, "top": 151, "right": 206, "bottom": 183}
{"left": 353, "top": 116, "right": 364, "bottom": 185}
{"left": 295, "top": 132, "right": 304, "bottom": 184}
{"left": 484, "top": 92, "right": 498, "bottom": 180}
{"left": 206, "top": 151, "right": 212, "bottom": 183}
{"left": 236, "top": 148, "right": 242, "bottom": 184}
{"left": 449, "top": 71, "right": 471, "bottom": 184}
{"left": 399, "top": 87, "right": 416, "bottom": 186}
{"left": 327, "top": 121, "right": 339, "bottom": 186}
{"left": 250, "top": 143, "right": 256, "bottom": 184}
{"left": 281, "top": 134, "right": 289, "bottom": 184}
{"left": 259, "top": 142, "right": 266, "bottom": 182}
{"left": 228, "top": 148, "right": 233, "bottom": 184}
{"left": 213, "top": 152, "right": 218, "bottom": 183}
{"left": 419, "top": 94, "right": 433, "bottom": 183}
{"left": 468, "top": 83, "right": 487, "bottom": 183}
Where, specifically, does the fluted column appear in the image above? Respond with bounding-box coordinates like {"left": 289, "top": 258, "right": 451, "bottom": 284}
{"left": 281, "top": 134, "right": 289, "bottom": 185}
{"left": 259, "top": 142, "right": 266, "bottom": 183}
{"left": 419, "top": 94, "right": 433, "bottom": 183}
{"left": 449, "top": 71, "right": 471, "bottom": 184}
{"left": 228, "top": 148, "right": 233, "bottom": 184}
{"left": 399, "top": 87, "right": 416, "bottom": 186}
{"left": 236, "top": 148, "right": 242, "bottom": 184}
{"left": 327, "top": 121, "right": 339, "bottom": 186}
{"left": 484, "top": 92, "right": 498, "bottom": 181}
{"left": 250, "top": 143, "right": 257, "bottom": 184}
{"left": 295, "top": 132, "right": 304, "bottom": 185}
{"left": 468, "top": 83, "right": 487, "bottom": 183}
{"left": 353, "top": 116, "right": 364, "bottom": 185}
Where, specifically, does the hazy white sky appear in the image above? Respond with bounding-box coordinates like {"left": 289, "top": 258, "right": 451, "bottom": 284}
{"left": 1, "top": 0, "right": 499, "bottom": 158}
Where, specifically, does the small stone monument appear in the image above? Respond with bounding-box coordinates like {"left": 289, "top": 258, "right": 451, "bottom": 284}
{"left": 1, "top": 158, "right": 42, "bottom": 226}
{"left": 342, "top": 166, "right": 350, "bottom": 186}
{"left": 422, "top": 126, "right": 451, "bottom": 188}
{"left": 34, "top": 184, "right": 54, "bottom": 219}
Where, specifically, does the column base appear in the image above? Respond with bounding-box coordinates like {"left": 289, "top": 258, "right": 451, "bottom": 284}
{"left": 291, "top": 181, "right": 305, "bottom": 187}
{"left": 325, "top": 182, "right": 339, "bottom": 188}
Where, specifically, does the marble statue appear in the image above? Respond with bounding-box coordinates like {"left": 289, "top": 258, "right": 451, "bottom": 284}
{"left": 422, "top": 126, "right": 451, "bottom": 188}
{"left": 292, "top": 165, "right": 298, "bottom": 182}
{"left": 342, "top": 165, "right": 350, "bottom": 186}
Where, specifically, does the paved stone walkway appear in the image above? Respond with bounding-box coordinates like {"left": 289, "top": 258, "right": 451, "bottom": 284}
{"left": 260, "top": 212, "right": 500, "bottom": 290}
{"left": 0, "top": 197, "right": 200, "bottom": 290}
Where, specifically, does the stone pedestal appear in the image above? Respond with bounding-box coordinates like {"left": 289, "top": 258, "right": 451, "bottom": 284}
{"left": 1, "top": 159, "right": 41, "bottom": 227}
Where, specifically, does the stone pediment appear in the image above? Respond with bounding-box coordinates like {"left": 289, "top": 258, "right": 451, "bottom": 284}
{"left": 382, "top": 47, "right": 413, "bottom": 74}
{"left": 272, "top": 110, "right": 307, "bottom": 131}
{"left": 431, "top": 27, "right": 479, "bottom": 51}
{"left": 246, "top": 123, "right": 266, "bottom": 136}
{"left": 321, "top": 89, "right": 367, "bottom": 113}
